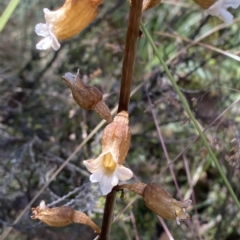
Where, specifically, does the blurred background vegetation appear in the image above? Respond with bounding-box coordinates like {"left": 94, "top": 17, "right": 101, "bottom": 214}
{"left": 0, "top": 0, "right": 240, "bottom": 239}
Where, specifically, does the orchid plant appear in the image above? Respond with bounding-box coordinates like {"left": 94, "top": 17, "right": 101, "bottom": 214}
{"left": 31, "top": 0, "right": 240, "bottom": 239}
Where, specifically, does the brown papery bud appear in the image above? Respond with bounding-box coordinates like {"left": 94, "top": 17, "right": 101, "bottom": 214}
{"left": 31, "top": 200, "right": 101, "bottom": 234}
{"left": 101, "top": 111, "right": 131, "bottom": 165}
{"left": 119, "top": 183, "right": 191, "bottom": 225}
{"left": 62, "top": 70, "right": 112, "bottom": 123}
{"left": 193, "top": 0, "right": 217, "bottom": 9}
{"left": 142, "top": 0, "right": 161, "bottom": 11}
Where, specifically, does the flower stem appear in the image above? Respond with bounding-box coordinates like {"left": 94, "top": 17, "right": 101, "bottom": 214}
{"left": 140, "top": 21, "right": 240, "bottom": 211}
{"left": 99, "top": 1, "right": 143, "bottom": 239}
{"left": 117, "top": 0, "right": 143, "bottom": 113}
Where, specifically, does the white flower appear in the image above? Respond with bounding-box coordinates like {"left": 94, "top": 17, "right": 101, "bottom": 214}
{"left": 35, "top": 9, "right": 60, "bottom": 51}
{"left": 34, "top": 0, "right": 103, "bottom": 51}
{"left": 35, "top": 23, "right": 60, "bottom": 51}
{"left": 206, "top": 0, "right": 240, "bottom": 23}
{"left": 83, "top": 151, "right": 133, "bottom": 195}
{"left": 84, "top": 111, "right": 132, "bottom": 195}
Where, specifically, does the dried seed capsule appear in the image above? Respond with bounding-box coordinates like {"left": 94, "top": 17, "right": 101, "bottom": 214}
{"left": 31, "top": 200, "right": 101, "bottom": 234}
{"left": 143, "top": 183, "right": 191, "bottom": 224}
{"left": 62, "top": 70, "right": 112, "bottom": 123}
{"left": 118, "top": 182, "right": 192, "bottom": 225}
{"left": 193, "top": 0, "right": 217, "bottom": 9}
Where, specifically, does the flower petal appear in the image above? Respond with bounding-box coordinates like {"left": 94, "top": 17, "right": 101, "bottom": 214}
{"left": 36, "top": 37, "right": 52, "bottom": 50}
{"left": 115, "top": 165, "right": 133, "bottom": 181}
{"left": 205, "top": 0, "right": 240, "bottom": 23}
{"left": 206, "top": 0, "right": 222, "bottom": 15}
{"left": 49, "top": 29, "right": 60, "bottom": 50}
{"left": 83, "top": 157, "right": 102, "bottom": 173}
{"left": 111, "top": 174, "right": 119, "bottom": 186}
{"left": 39, "top": 200, "right": 47, "bottom": 210}
{"left": 90, "top": 169, "right": 104, "bottom": 182}
{"left": 223, "top": 0, "right": 240, "bottom": 8}
{"left": 176, "top": 217, "right": 181, "bottom": 225}
{"left": 44, "top": 8, "right": 60, "bottom": 23}
{"left": 43, "top": 8, "right": 50, "bottom": 13}
{"left": 219, "top": 8, "right": 234, "bottom": 23}
{"left": 63, "top": 72, "right": 77, "bottom": 84}
{"left": 176, "top": 199, "right": 192, "bottom": 208}
{"left": 99, "top": 173, "right": 118, "bottom": 195}
{"left": 35, "top": 23, "right": 49, "bottom": 37}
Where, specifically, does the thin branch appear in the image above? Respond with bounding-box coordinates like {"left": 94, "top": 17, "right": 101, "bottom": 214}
{"left": 165, "top": 17, "right": 240, "bottom": 65}
{"left": 155, "top": 31, "right": 240, "bottom": 62}
{"left": 183, "top": 153, "right": 202, "bottom": 240}
{"left": 130, "top": 210, "right": 140, "bottom": 240}
{"left": 145, "top": 87, "right": 182, "bottom": 199}
{"left": 157, "top": 217, "right": 174, "bottom": 240}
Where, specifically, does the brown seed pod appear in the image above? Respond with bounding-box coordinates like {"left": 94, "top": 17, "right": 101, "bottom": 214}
{"left": 118, "top": 183, "right": 191, "bottom": 224}
{"left": 143, "top": 183, "right": 191, "bottom": 223}
{"left": 193, "top": 0, "right": 217, "bottom": 9}
{"left": 31, "top": 200, "right": 101, "bottom": 234}
{"left": 62, "top": 70, "right": 112, "bottom": 123}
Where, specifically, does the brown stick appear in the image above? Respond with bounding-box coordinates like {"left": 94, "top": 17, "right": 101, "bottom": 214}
{"left": 99, "top": 1, "right": 143, "bottom": 239}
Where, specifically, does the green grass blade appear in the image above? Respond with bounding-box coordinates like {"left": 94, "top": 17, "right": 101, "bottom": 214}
{"left": 0, "top": 0, "right": 20, "bottom": 32}
{"left": 140, "top": 21, "right": 240, "bottom": 211}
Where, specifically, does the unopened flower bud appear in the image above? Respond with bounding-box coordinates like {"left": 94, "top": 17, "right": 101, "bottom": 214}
{"left": 62, "top": 70, "right": 112, "bottom": 123}
{"left": 31, "top": 200, "right": 101, "bottom": 234}
{"left": 119, "top": 183, "right": 192, "bottom": 225}
{"left": 194, "top": 0, "right": 217, "bottom": 9}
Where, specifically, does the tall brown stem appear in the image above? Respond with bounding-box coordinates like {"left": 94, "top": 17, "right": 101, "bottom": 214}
{"left": 117, "top": 0, "right": 143, "bottom": 113}
{"left": 99, "top": 1, "right": 143, "bottom": 239}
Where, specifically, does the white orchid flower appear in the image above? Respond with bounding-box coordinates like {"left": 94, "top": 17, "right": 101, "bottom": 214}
{"left": 35, "top": 16, "right": 60, "bottom": 51}
{"left": 206, "top": 0, "right": 240, "bottom": 23}
{"left": 84, "top": 151, "right": 133, "bottom": 195}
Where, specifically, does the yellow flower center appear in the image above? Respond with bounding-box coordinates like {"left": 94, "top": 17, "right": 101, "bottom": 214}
{"left": 175, "top": 208, "right": 182, "bottom": 217}
{"left": 103, "top": 152, "right": 117, "bottom": 171}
